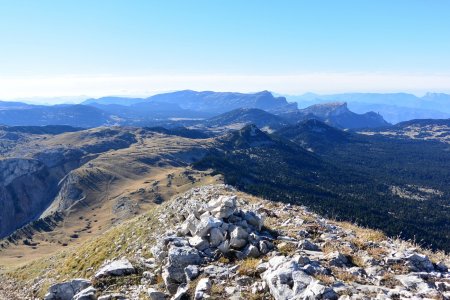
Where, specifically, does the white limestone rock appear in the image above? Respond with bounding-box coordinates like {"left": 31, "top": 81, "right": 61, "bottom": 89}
{"left": 195, "top": 278, "right": 212, "bottom": 300}
{"left": 44, "top": 279, "right": 92, "bottom": 300}
{"left": 95, "top": 259, "right": 135, "bottom": 278}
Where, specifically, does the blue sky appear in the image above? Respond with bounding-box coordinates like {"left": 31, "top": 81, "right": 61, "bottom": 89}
{"left": 0, "top": 0, "right": 450, "bottom": 99}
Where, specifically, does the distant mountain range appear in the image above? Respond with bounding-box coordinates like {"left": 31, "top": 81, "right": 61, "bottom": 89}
{"left": 0, "top": 104, "right": 115, "bottom": 127}
{"left": 287, "top": 92, "right": 450, "bottom": 123}
{"left": 83, "top": 90, "right": 296, "bottom": 113}
{"left": 278, "top": 102, "right": 389, "bottom": 129}
{"left": 0, "top": 90, "right": 392, "bottom": 130}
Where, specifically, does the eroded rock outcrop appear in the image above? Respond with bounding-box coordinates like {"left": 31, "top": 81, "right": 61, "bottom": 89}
{"left": 39, "top": 185, "right": 450, "bottom": 300}
{"left": 44, "top": 278, "right": 91, "bottom": 300}
{"left": 95, "top": 258, "right": 135, "bottom": 278}
{"left": 150, "top": 193, "right": 272, "bottom": 295}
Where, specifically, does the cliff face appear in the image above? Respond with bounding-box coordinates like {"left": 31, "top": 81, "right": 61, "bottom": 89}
{"left": 0, "top": 151, "right": 85, "bottom": 238}
{"left": 0, "top": 127, "right": 140, "bottom": 239}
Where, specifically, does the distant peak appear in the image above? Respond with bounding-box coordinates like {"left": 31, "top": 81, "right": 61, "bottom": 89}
{"left": 240, "top": 123, "right": 261, "bottom": 135}
{"left": 303, "top": 102, "right": 349, "bottom": 117}
{"left": 238, "top": 124, "right": 271, "bottom": 141}
{"left": 256, "top": 90, "right": 272, "bottom": 95}
{"left": 319, "top": 101, "right": 347, "bottom": 107}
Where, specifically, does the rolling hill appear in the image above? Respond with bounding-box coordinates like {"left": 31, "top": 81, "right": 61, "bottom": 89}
{"left": 278, "top": 102, "right": 389, "bottom": 129}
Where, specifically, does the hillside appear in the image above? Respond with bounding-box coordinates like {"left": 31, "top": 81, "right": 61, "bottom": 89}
{"left": 0, "top": 105, "right": 116, "bottom": 128}
{"left": 0, "top": 123, "right": 449, "bottom": 299}
{"left": 0, "top": 91, "right": 394, "bottom": 131}
{"left": 278, "top": 102, "right": 389, "bottom": 129}
{"left": 0, "top": 126, "right": 220, "bottom": 254}
{"left": 274, "top": 119, "right": 350, "bottom": 151}
{"left": 146, "top": 90, "right": 295, "bottom": 114}
{"left": 82, "top": 97, "right": 147, "bottom": 106}
{"left": 348, "top": 103, "right": 450, "bottom": 124}
{"left": 1, "top": 185, "right": 448, "bottom": 299}
{"left": 200, "top": 108, "right": 290, "bottom": 132}
{"left": 195, "top": 125, "right": 450, "bottom": 251}
{"left": 291, "top": 92, "right": 450, "bottom": 114}
{"left": 360, "top": 118, "right": 450, "bottom": 144}
{"left": 1, "top": 122, "right": 449, "bottom": 258}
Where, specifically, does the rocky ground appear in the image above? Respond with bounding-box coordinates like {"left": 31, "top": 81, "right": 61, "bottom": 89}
{"left": 1, "top": 184, "right": 449, "bottom": 299}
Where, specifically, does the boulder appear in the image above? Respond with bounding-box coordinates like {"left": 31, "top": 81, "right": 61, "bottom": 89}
{"left": 243, "top": 244, "right": 260, "bottom": 258}
{"left": 395, "top": 274, "right": 435, "bottom": 295}
{"left": 243, "top": 211, "right": 264, "bottom": 230}
{"left": 229, "top": 226, "right": 249, "bottom": 249}
{"left": 293, "top": 255, "right": 311, "bottom": 266}
{"left": 298, "top": 239, "right": 320, "bottom": 252}
{"left": 195, "top": 216, "right": 223, "bottom": 237}
{"left": 151, "top": 243, "right": 168, "bottom": 264}
{"left": 406, "top": 253, "right": 434, "bottom": 272}
{"left": 209, "top": 227, "right": 225, "bottom": 247}
{"left": 264, "top": 269, "right": 312, "bottom": 299}
{"left": 262, "top": 257, "right": 313, "bottom": 300}
{"left": 258, "top": 240, "right": 272, "bottom": 255}
{"left": 44, "top": 279, "right": 91, "bottom": 300}
{"left": 189, "top": 236, "right": 210, "bottom": 251}
{"left": 180, "top": 214, "right": 198, "bottom": 236}
{"left": 256, "top": 262, "right": 269, "bottom": 274}
{"left": 203, "top": 265, "right": 234, "bottom": 279}
{"left": 301, "top": 280, "right": 338, "bottom": 299}
{"left": 325, "top": 251, "right": 349, "bottom": 268}
{"left": 230, "top": 237, "right": 247, "bottom": 249}
{"left": 302, "top": 263, "right": 328, "bottom": 276}
{"left": 218, "top": 239, "right": 231, "bottom": 253}
{"left": 73, "top": 286, "right": 97, "bottom": 300}
{"left": 207, "top": 195, "right": 237, "bottom": 219}
{"left": 172, "top": 285, "right": 188, "bottom": 300}
{"left": 184, "top": 265, "right": 200, "bottom": 281}
{"left": 147, "top": 288, "right": 167, "bottom": 300}
{"left": 163, "top": 245, "right": 202, "bottom": 293}
{"left": 251, "top": 281, "right": 268, "bottom": 293}
{"left": 95, "top": 259, "right": 135, "bottom": 278}
{"left": 236, "top": 275, "right": 252, "bottom": 286}
{"left": 195, "top": 278, "right": 212, "bottom": 300}
{"left": 268, "top": 255, "right": 289, "bottom": 269}
{"left": 436, "top": 261, "right": 448, "bottom": 273}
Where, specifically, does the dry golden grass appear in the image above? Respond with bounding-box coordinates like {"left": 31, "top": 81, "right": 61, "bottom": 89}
{"left": 392, "top": 237, "right": 450, "bottom": 265}
{"left": 187, "top": 276, "right": 204, "bottom": 297}
{"left": 241, "top": 291, "right": 272, "bottom": 300}
{"left": 321, "top": 241, "right": 352, "bottom": 255}
{"left": 237, "top": 258, "right": 260, "bottom": 277}
{"left": 390, "top": 262, "right": 409, "bottom": 275}
{"left": 380, "top": 273, "right": 401, "bottom": 288}
{"left": 351, "top": 238, "right": 368, "bottom": 250}
{"left": 315, "top": 274, "right": 335, "bottom": 284}
{"left": 277, "top": 242, "right": 297, "bottom": 256}
{"left": 210, "top": 283, "right": 225, "bottom": 296}
{"left": 301, "top": 214, "right": 318, "bottom": 224}
{"left": 348, "top": 254, "right": 366, "bottom": 268}
{"left": 332, "top": 269, "right": 358, "bottom": 283}
{"left": 334, "top": 221, "right": 386, "bottom": 243}
{"left": 367, "top": 246, "right": 388, "bottom": 260}
{"left": 217, "top": 256, "right": 230, "bottom": 264}
{"left": 7, "top": 204, "right": 165, "bottom": 298}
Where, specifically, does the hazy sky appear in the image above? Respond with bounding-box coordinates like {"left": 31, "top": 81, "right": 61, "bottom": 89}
{"left": 1, "top": 0, "right": 450, "bottom": 100}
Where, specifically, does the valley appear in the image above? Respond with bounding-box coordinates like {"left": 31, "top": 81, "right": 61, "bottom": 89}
{"left": 0, "top": 91, "right": 449, "bottom": 299}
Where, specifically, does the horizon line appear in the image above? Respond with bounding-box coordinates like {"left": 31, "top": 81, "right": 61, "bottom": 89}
{"left": 1, "top": 72, "right": 450, "bottom": 102}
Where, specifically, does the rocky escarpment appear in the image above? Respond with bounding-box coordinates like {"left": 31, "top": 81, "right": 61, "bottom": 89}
{"left": 35, "top": 185, "right": 449, "bottom": 300}
{"left": 0, "top": 156, "right": 75, "bottom": 238}
{"left": 0, "top": 128, "right": 139, "bottom": 239}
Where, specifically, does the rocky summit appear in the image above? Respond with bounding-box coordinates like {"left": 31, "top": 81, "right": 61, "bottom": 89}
{"left": 4, "top": 184, "right": 446, "bottom": 300}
